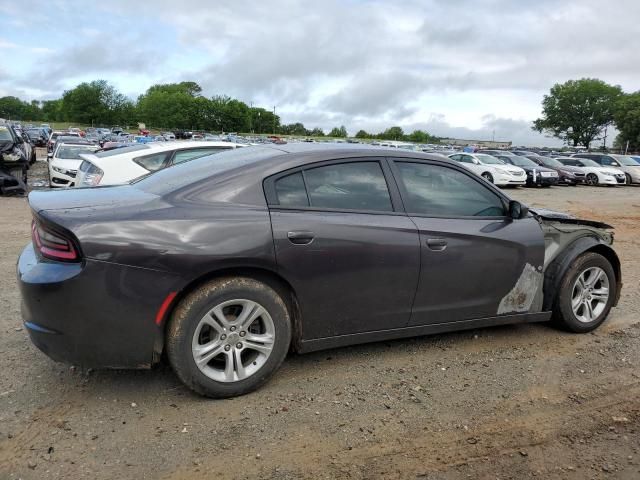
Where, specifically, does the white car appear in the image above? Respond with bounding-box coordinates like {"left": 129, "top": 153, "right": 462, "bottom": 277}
{"left": 49, "top": 142, "right": 100, "bottom": 188}
{"left": 448, "top": 153, "right": 527, "bottom": 186}
{"left": 556, "top": 157, "right": 626, "bottom": 186}
{"left": 162, "top": 132, "right": 176, "bottom": 140}
{"left": 75, "top": 141, "right": 244, "bottom": 187}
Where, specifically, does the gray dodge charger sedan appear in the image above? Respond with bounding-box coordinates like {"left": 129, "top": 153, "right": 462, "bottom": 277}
{"left": 18, "top": 144, "right": 621, "bottom": 398}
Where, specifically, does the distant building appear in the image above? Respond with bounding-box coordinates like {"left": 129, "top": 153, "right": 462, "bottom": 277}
{"left": 441, "top": 138, "right": 512, "bottom": 149}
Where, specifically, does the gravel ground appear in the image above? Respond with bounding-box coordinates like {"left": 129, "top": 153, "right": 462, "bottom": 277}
{"left": 1, "top": 153, "right": 639, "bottom": 479}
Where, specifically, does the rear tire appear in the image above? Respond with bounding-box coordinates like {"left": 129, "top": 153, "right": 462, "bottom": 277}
{"left": 481, "top": 172, "right": 493, "bottom": 183}
{"left": 552, "top": 252, "right": 616, "bottom": 333}
{"left": 167, "top": 277, "right": 292, "bottom": 398}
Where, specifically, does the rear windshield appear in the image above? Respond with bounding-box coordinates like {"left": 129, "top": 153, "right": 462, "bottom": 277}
{"left": 134, "top": 146, "right": 280, "bottom": 194}
{"left": 95, "top": 144, "right": 150, "bottom": 157}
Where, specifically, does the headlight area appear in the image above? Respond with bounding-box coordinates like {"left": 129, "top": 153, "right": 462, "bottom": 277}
{"left": 2, "top": 150, "right": 23, "bottom": 162}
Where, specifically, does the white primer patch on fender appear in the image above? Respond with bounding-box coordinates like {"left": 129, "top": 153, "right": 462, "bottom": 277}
{"left": 498, "top": 263, "right": 543, "bottom": 315}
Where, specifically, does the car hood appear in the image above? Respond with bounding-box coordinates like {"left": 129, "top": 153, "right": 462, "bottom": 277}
{"left": 518, "top": 165, "right": 556, "bottom": 173}
{"left": 0, "top": 140, "right": 16, "bottom": 153}
{"left": 51, "top": 158, "right": 82, "bottom": 170}
{"left": 599, "top": 167, "right": 624, "bottom": 175}
{"left": 493, "top": 164, "right": 524, "bottom": 174}
{"left": 530, "top": 208, "right": 613, "bottom": 229}
{"left": 555, "top": 165, "right": 583, "bottom": 174}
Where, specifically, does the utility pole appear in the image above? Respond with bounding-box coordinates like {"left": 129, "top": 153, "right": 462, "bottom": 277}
{"left": 273, "top": 106, "right": 276, "bottom": 135}
{"left": 602, "top": 126, "right": 608, "bottom": 151}
{"left": 249, "top": 101, "right": 253, "bottom": 134}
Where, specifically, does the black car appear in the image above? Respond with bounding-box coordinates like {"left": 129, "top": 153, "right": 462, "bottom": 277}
{"left": 0, "top": 123, "right": 30, "bottom": 194}
{"left": 18, "top": 144, "right": 621, "bottom": 398}
{"left": 26, "top": 128, "right": 48, "bottom": 147}
{"left": 493, "top": 154, "right": 559, "bottom": 187}
{"left": 524, "top": 155, "right": 585, "bottom": 185}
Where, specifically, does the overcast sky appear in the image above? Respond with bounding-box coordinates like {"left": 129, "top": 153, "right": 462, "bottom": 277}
{"left": 1, "top": 0, "right": 638, "bottom": 146}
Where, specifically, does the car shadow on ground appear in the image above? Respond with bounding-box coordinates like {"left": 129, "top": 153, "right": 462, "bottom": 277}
{"left": 76, "top": 321, "right": 570, "bottom": 401}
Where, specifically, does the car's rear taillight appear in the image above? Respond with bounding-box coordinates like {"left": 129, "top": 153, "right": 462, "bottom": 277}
{"left": 78, "top": 161, "right": 104, "bottom": 186}
{"left": 31, "top": 220, "right": 80, "bottom": 262}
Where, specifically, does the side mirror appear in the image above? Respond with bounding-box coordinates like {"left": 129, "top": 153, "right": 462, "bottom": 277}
{"left": 509, "top": 200, "right": 529, "bottom": 219}
{"left": 611, "top": 161, "right": 619, "bottom": 166}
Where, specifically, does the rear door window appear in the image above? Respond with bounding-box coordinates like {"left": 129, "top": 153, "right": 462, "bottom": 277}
{"left": 303, "top": 162, "right": 393, "bottom": 212}
{"left": 274, "top": 172, "right": 309, "bottom": 207}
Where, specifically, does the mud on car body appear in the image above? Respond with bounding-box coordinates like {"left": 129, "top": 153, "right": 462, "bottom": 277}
{"left": 17, "top": 144, "right": 622, "bottom": 398}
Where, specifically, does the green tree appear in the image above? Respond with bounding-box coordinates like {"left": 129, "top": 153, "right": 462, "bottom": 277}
{"left": 533, "top": 78, "right": 623, "bottom": 148}
{"left": 355, "top": 129, "right": 371, "bottom": 139}
{"left": 614, "top": 91, "right": 640, "bottom": 152}
{"left": 406, "top": 129, "right": 433, "bottom": 143}
{"left": 280, "top": 122, "right": 309, "bottom": 135}
{"left": 309, "top": 127, "right": 324, "bottom": 137}
{"left": 379, "top": 126, "right": 404, "bottom": 140}
{"left": 41, "top": 99, "right": 63, "bottom": 122}
{"left": 328, "top": 125, "right": 348, "bottom": 137}
{"left": 60, "top": 80, "right": 133, "bottom": 126}
{"left": 0, "top": 96, "right": 40, "bottom": 120}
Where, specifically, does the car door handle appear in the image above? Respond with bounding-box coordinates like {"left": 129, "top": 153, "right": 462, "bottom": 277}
{"left": 287, "top": 231, "right": 315, "bottom": 245}
{"left": 426, "top": 238, "right": 447, "bottom": 251}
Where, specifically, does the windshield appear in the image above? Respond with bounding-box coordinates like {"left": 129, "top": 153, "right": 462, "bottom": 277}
{"left": 543, "top": 158, "right": 563, "bottom": 168}
{"left": 506, "top": 155, "right": 537, "bottom": 167}
{"left": 0, "top": 126, "right": 13, "bottom": 141}
{"left": 612, "top": 155, "right": 640, "bottom": 166}
{"left": 56, "top": 145, "right": 98, "bottom": 159}
{"left": 579, "top": 159, "right": 600, "bottom": 167}
{"left": 475, "top": 154, "right": 505, "bottom": 165}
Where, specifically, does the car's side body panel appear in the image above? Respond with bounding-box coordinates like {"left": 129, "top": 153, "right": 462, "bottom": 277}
{"left": 17, "top": 145, "right": 621, "bottom": 372}
{"left": 270, "top": 209, "right": 420, "bottom": 339}
{"left": 407, "top": 216, "right": 545, "bottom": 324}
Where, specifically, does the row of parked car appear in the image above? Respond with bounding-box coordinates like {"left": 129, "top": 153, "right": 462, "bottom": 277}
{"left": 444, "top": 150, "right": 640, "bottom": 187}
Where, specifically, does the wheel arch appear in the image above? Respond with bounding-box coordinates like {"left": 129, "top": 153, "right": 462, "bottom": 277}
{"left": 155, "top": 266, "right": 304, "bottom": 360}
{"left": 543, "top": 236, "right": 621, "bottom": 311}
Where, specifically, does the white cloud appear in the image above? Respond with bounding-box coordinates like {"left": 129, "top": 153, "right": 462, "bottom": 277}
{"left": 1, "top": 0, "right": 638, "bottom": 145}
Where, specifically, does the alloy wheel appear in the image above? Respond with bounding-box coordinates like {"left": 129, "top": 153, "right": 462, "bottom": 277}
{"left": 586, "top": 173, "right": 598, "bottom": 186}
{"left": 191, "top": 299, "right": 275, "bottom": 382}
{"left": 571, "top": 267, "right": 609, "bottom": 323}
{"left": 481, "top": 172, "right": 493, "bottom": 183}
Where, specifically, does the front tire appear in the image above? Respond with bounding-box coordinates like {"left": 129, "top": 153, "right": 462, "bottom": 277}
{"left": 167, "top": 277, "right": 292, "bottom": 398}
{"left": 552, "top": 252, "right": 616, "bottom": 333}
{"left": 625, "top": 173, "right": 632, "bottom": 185}
{"left": 586, "top": 173, "right": 599, "bottom": 186}
{"left": 481, "top": 172, "right": 493, "bottom": 183}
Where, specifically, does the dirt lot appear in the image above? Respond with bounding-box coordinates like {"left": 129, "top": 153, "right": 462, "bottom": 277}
{"left": 1, "top": 157, "right": 639, "bottom": 479}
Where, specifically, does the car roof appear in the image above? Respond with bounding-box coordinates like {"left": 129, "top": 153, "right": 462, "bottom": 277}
{"left": 132, "top": 143, "right": 457, "bottom": 206}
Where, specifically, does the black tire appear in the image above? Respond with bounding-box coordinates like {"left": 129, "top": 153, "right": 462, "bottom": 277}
{"left": 167, "top": 277, "right": 292, "bottom": 398}
{"left": 552, "top": 252, "right": 616, "bottom": 333}
{"left": 586, "top": 173, "right": 598, "bottom": 186}
{"left": 481, "top": 172, "right": 493, "bottom": 183}
{"left": 625, "top": 173, "right": 632, "bottom": 185}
